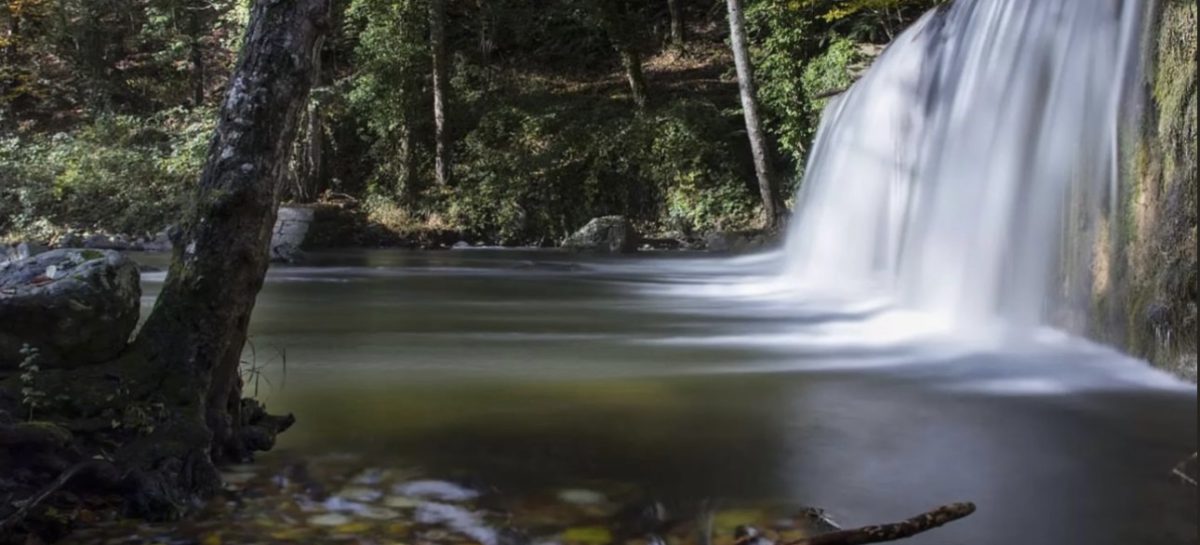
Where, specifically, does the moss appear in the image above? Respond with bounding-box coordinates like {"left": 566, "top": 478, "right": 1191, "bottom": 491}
{"left": 1089, "top": 0, "right": 1197, "bottom": 381}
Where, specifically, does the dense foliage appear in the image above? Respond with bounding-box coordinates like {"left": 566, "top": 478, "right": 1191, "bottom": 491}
{"left": 1, "top": 0, "right": 939, "bottom": 245}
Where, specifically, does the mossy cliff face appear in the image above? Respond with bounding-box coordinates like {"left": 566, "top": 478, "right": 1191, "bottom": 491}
{"left": 1092, "top": 0, "right": 1197, "bottom": 382}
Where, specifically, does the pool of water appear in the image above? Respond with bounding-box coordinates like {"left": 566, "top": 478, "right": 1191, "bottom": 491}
{"left": 114, "top": 249, "right": 1196, "bottom": 545}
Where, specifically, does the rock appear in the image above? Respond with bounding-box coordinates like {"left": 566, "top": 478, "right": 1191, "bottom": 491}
{"left": 82, "top": 233, "right": 132, "bottom": 251}
{"left": 0, "top": 249, "right": 141, "bottom": 371}
{"left": 271, "top": 206, "right": 315, "bottom": 262}
{"left": 703, "top": 230, "right": 771, "bottom": 253}
{"left": 562, "top": 216, "right": 639, "bottom": 253}
{"left": 53, "top": 232, "right": 82, "bottom": 248}
{"left": 141, "top": 227, "right": 174, "bottom": 253}
{"left": 451, "top": 241, "right": 472, "bottom": 250}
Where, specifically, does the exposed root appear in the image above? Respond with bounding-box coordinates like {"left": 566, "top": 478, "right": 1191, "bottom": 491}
{"left": 0, "top": 460, "right": 113, "bottom": 534}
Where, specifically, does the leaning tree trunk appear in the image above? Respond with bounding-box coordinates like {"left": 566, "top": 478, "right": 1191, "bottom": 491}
{"left": 129, "top": 0, "right": 329, "bottom": 512}
{"left": 725, "top": 0, "right": 782, "bottom": 229}
{"left": 431, "top": 0, "right": 451, "bottom": 186}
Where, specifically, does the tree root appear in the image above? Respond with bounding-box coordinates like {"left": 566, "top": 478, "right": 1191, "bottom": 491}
{"left": 780, "top": 502, "right": 976, "bottom": 545}
{"left": 0, "top": 460, "right": 113, "bottom": 534}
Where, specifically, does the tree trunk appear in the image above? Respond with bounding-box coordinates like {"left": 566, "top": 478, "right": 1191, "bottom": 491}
{"left": 431, "top": 0, "right": 450, "bottom": 186}
{"left": 299, "top": 35, "right": 326, "bottom": 201}
{"left": 725, "top": 0, "right": 782, "bottom": 229}
{"left": 129, "top": 0, "right": 329, "bottom": 512}
{"left": 188, "top": 8, "right": 205, "bottom": 108}
{"left": 477, "top": 0, "right": 495, "bottom": 65}
{"left": 667, "top": 0, "right": 685, "bottom": 50}
{"left": 595, "top": 0, "right": 649, "bottom": 109}
{"left": 619, "top": 46, "right": 648, "bottom": 109}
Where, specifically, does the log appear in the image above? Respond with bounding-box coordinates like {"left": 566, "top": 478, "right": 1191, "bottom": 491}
{"left": 782, "top": 502, "right": 975, "bottom": 545}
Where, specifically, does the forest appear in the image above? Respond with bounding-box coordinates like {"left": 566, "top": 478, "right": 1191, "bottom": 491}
{"left": 0, "top": 0, "right": 938, "bottom": 247}
{"left": 0, "top": 0, "right": 1196, "bottom": 544}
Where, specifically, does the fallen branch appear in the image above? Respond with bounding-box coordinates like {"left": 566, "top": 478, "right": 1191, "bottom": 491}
{"left": 782, "top": 502, "right": 975, "bottom": 545}
{"left": 1172, "top": 452, "right": 1197, "bottom": 486}
{"left": 0, "top": 460, "right": 108, "bottom": 534}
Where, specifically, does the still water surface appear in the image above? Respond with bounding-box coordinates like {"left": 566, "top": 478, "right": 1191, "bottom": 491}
{"left": 129, "top": 249, "right": 1196, "bottom": 545}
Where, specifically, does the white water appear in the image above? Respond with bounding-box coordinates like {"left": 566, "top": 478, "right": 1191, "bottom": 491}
{"left": 782, "top": 0, "right": 1143, "bottom": 335}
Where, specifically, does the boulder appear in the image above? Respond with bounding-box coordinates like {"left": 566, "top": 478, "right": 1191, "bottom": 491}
{"left": 703, "top": 230, "right": 771, "bottom": 253}
{"left": 562, "top": 216, "right": 639, "bottom": 253}
{"left": 271, "top": 206, "right": 315, "bottom": 262}
{"left": 0, "top": 249, "right": 141, "bottom": 371}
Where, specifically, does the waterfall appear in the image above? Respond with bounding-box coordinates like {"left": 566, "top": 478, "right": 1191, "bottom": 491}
{"left": 782, "top": 0, "right": 1143, "bottom": 334}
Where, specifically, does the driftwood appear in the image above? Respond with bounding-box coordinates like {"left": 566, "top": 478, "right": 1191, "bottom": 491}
{"left": 781, "top": 502, "right": 975, "bottom": 545}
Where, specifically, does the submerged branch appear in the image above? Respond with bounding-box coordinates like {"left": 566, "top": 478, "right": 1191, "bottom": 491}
{"left": 1172, "top": 452, "right": 1197, "bottom": 486}
{"left": 782, "top": 502, "right": 975, "bottom": 545}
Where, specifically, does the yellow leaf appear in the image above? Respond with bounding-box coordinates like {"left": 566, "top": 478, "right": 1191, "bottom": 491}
{"left": 201, "top": 533, "right": 222, "bottom": 545}
{"left": 561, "top": 526, "right": 613, "bottom": 545}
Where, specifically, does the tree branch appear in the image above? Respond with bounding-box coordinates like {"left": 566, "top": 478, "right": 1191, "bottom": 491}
{"left": 782, "top": 502, "right": 975, "bottom": 545}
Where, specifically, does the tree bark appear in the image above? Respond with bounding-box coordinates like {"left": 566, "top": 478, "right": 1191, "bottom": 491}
{"left": 187, "top": 5, "right": 205, "bottom": 108}
{"left": 667, "top": 0, "right": 685, "bottom": 50}
{"left": 298, "top": 35, "right": 326, "bottom": 201}
{"left": 596, "top": 0, "right": 649, "bottom": 109}
{"left": 619, "top": 46, "right": 648, "bottom": 109}
{"left": 431, "top": 0, "right": 451, "bottom": 186}
{"left": 725, "top": 0, "right": 782, "bottom": 229}
{"left": 477, "top": 0, "right": 495, "bottom": 65}
{"left": 132, "top": 0, "right": 329, "bottom": 502}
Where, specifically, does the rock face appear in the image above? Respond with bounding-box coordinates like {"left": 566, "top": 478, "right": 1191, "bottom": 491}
{"left": 0, "top": 249, "right": 141, "bottom": 371}
{"left": 562, "top": 216, "right": 639, "bottom": 253}
{"left": 1088, "top": 0, "right": 1197, "bottom": 382}
{"left": 270, "top": 206, "right": 315, "bottom": 262}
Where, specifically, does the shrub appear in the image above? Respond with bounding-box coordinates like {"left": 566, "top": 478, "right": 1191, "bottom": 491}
{"left": 0, "top": 108, "right": 212, "bottom": 240}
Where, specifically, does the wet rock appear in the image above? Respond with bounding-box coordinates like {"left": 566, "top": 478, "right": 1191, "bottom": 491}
{"left": 393, "top": 480, "right": 480, "bottom": 502}
{"left": 733, "top": 526, "right": 773, "bottom": 545}
{"left": 562, "top": 216, "right": 639, "bottom": 253}
{"left": 452, "top": 241, "right": 472, "bottom": 250}
{"left": 0, "top": 249, "right": 140, "bottom": 370}
{"left": 308, "top": 513, "right": 352, "bottom": 527}
{"left": 702, "top": 230, "right": 771, "bottom": 253}
{"left": 558, "top": 489, "right": 607, "bottom": 506}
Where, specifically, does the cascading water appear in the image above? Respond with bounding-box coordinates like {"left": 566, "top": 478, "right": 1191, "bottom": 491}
{"left": 782, "top": 0, "right": 1143, "bottom": 334}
